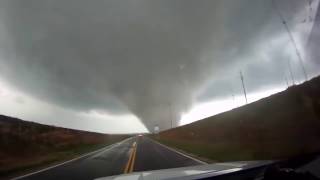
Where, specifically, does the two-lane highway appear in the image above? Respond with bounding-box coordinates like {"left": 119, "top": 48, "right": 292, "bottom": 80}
{"left": 134, "top": 137, "right": 205, "bottom": 172}
{"left": 14, "top": 136, "right": 204, "bottom": 180}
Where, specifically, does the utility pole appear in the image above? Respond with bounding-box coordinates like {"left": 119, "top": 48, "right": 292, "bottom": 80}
{"left": 230, "top": 87, "right": 235, "bottom": 101}
{"left": 287, "top": 59, "right": 295, "bottom": 85}
{"left": 170, "top": 103, "right": 173, "bottom": 129}
{"left": 230, "top": 87, "right": 235, "bottom": 107}
{"left": 285, "top": 76, "right": 289, "bottom": 88}
{"left": 240, "top": 71, "right": 248, "bottom": 104}
{"left": 168, "top": 102, "right": 173, "bottom": 129}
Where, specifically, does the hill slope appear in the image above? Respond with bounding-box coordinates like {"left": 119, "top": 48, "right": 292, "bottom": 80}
{"left": 156, "top": 76, "right": 320, "bottom": 162}
{"left": 0, "top": 115, "right": 128, "bottom": 177}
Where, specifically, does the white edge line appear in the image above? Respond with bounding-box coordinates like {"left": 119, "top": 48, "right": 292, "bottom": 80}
{"left": 11, "top": 137, "right": 133, "bottom": 180}
{"left": 147, "top": 137, "right": 207, "bottom": 165}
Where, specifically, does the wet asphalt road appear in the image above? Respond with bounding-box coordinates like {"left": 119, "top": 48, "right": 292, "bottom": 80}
{"left": 15, "top": 136, "right": 202, "bottom": 180}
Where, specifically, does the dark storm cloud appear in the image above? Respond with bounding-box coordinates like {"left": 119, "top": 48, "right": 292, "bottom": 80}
{"left": 197, "top": 0, "right": 320, "bottom": 103}
{"left": 0, "top": 0, "right": 318, "bottom": 131}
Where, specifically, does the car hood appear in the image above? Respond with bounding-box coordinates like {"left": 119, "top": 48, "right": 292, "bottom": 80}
{"left": 95, "top": 160, "right": 273, "bottom": 180}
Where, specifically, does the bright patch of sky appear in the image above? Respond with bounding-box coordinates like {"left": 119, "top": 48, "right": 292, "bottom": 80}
{"left": 180, "top": 87, "right": 286, "bottom": 125}
{"left": 0, "top": 79, "right": 148, "bottom": 134}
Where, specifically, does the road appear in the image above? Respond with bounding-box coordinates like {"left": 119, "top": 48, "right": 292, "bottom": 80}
{"left": 14, "top": 136, "right": 204, "bottom": 180}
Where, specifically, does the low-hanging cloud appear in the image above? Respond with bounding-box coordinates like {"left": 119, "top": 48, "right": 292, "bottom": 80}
{"left": 0, "top": 0, "right": 319, "bottom": 131}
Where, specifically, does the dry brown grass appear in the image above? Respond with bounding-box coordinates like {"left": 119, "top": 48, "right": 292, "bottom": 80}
{"left": 156, "top": 76, "right": 320, "bottom": 162}
{"left": 0, "top": 116, "right": 128, "bottom": 178}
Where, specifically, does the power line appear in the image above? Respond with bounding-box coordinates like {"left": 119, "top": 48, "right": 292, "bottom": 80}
{"left": 271, "top": 0, "right": 308, "bottom": 81}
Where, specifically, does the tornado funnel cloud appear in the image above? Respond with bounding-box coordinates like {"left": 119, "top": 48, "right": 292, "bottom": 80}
{"left": 0, "top": 0, "right": 318, "bottom": 132}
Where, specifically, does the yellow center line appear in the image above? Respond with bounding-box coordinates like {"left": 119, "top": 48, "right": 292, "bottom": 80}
{"left": 123, "top": 141, "right": 137, "bottom": 174}
{"left": 129, "top": 143, "right": 137, "bottom": 172}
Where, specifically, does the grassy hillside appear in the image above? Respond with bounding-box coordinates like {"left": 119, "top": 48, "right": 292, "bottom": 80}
{"left": 155, "top": 76, "right": 320, "bottom": 162}
{"left": 0, "top": 116, "right": 128, "bottom": 178}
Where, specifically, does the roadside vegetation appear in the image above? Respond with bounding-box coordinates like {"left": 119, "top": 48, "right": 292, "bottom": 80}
{"left": 0, "top": 116, "right": 128, "bottom": 178}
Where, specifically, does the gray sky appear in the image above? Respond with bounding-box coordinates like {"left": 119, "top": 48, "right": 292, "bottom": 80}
{"left": 0, "top": 0, "right": 319, "bottom": 133}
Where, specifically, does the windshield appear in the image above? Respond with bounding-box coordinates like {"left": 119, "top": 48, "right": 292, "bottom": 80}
{"left": 0, "top": 0, "right": 320, "bottom": 179}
